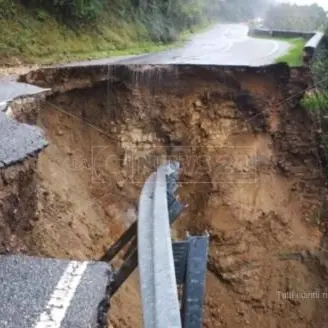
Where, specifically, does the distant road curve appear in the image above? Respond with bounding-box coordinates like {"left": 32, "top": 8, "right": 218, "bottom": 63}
{"left": 60, "top": 23, "right": 291, "bottom": 67}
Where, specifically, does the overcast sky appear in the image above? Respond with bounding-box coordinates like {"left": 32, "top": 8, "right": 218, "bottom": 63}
{"left": 277, "top": 0, "right": 328, "bottom": 10}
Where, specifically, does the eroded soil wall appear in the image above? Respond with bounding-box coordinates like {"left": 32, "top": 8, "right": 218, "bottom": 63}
{"left": 19, "top": 64, "right": 328, "bottom": 328}
{"left": 0, "top": 157, "right": 38, "bottom": 253}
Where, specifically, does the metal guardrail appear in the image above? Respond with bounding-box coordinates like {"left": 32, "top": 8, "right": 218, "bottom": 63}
{"left": 248, "top": 27, "right": 326, "bottom": 66}
{"left": 304, "top": 32, "right": 324, "bottom": 49}
{"left": 100, "top": 162, "right": 184, "bottom": 297}
{"left": 303, "top": 32, "right": 325, "bottom": 62}
{"left": 138, "top": 162, "right": 182, "bottom": 328}
{"left": 100, "top": 161, "right": 209, "bottom": 327}
{"left": 248, "top": 27, "right": 315, "bottom": 39}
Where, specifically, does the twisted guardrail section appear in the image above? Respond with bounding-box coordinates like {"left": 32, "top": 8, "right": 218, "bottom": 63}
{"left": 138, "top": 161, "right": 182, "bottom": 328}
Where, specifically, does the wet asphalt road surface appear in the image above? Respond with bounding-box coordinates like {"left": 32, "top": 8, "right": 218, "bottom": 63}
{"left": 0, "top": 111, "right": 48, "bottom": 166}
{"left": 0, "top": 255, "right": 111, "bottom": 328}
{"left": 0, "top": 80, "right": 49, "bottom": 164}
{"left": 0, "top": 81, "right": 49, "bottom": 108}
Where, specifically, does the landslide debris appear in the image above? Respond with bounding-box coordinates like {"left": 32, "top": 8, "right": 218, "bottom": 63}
{"left": 11, "top": 63, "right": 328, "bottom": 327}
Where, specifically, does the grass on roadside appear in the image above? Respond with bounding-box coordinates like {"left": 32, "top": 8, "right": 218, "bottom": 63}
{"left": 275, "top": 38, "right": 306, "bottom": 66}
{"left": 251, "top": 35, "right": 306, "bottom": 66}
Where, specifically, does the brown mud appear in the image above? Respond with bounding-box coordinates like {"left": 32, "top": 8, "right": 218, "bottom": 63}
{"left": 3, "top": 63, "right": 328, "bottom": 327}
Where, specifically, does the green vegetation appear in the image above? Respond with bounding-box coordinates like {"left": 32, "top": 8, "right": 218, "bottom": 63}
{"left": 0, "top": 0, "right": 221, "bottom": 64}
{"left": 275, "top": 38, "right": 306, "bottom": 66}
{"left": 251, "top": 2, "right": 327, "bottom": 67}
{"left": 251, "top": 35, "right": 306, "bottom": 66}
{"left": 0, "top": 0, "right": 272, "bottom": 65}
{"left": 0, "top": 7, "right": 199, "bottom": 65}
{"left": 218, "top": 0, "right": 270, "bottom": 23}
{"left": 301, "top": 89, "right": 328, "bottom": 178}
{"left": 21, "top": 0, "right": 107, "bottom": 26}
{"left": 264, "top": 3, "right": 327, "bottom": 32}
{"left": 301, "top": 27, "right": 328, "bottom": 178}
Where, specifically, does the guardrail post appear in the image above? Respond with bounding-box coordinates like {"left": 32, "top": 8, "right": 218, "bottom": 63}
{"left": 181, "top": 232, "right": 209, "bottom": 328}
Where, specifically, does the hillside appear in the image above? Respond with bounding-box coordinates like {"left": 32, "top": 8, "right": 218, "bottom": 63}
{"left": 0, "top": 0, "right": 276, "bottom": 66}
{"left": 0, "top": 0, "right": 220, "bottom": 66}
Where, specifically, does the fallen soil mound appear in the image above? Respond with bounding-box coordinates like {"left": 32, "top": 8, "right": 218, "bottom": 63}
{"left": 9, "top": 63, "right": 328, "bottom": 327}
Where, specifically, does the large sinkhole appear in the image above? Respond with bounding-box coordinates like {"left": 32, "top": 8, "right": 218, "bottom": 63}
{"left": 18, "top": 64, "right": 328, "bottom": 327}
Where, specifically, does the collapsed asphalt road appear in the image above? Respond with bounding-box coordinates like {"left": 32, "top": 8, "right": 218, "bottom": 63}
{"left": 0, "top": 23, "right": 290, "bottom": 105}
{"left": 0, "top": 81, "right": 49, "bottom": 110}
{"left": 0, "top": 111, "right": 47, "bottom": 167}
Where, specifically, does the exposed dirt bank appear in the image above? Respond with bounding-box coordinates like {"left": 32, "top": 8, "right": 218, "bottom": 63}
{"left": 0, "top": 157, "right": 39, "bottom": 254}
{"left": 0, "top": 65, "right": 39, "bottom": 79}
{"left": 13, "top": 63, "right": 328, "bottom": 327}
{"left": 5, "top": 93, "right": 48, "bottom": 124}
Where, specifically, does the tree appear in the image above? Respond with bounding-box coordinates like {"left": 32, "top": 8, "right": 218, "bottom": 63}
{"left": 264, "top": 3, "right": 327, "bottom": 31}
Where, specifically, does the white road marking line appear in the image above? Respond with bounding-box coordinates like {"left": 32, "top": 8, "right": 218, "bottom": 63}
{"left": 267, "top": 40, "right": 279, "bottom": 57}
{"left": 221, "top": 28, "right": 233, "bottom": 52}
{"left": 223, "top": 28, "right": 230, "bottom": 36}
{"left": 248, "top": 39, "right": 284, "bottom": 66}
{"left": 220, "top": 40, "right": 233, "bottom": 53}
{"left": 34, "top": 261, "right": 88, "bottom": 328}
{"left": 220, "top": 26, "right": 252, "bottom": 53}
